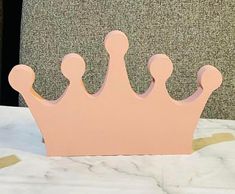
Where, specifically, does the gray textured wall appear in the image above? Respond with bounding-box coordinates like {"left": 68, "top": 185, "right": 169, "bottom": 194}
{"left": 20, "top": 0, "right": 235, "bottom": 119}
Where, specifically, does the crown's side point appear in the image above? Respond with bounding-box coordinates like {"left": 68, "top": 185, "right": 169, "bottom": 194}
{"left": 61, "top": 53, "right": 86, "bottom": 80}
{"left": 197, "top": 65, "right": 222, "bottom": 92}
{"left": 148, "top": 54, "right": 173, "bottom": 82}
{"left": 8, "top": 65, "right": 35, "bottom": 93}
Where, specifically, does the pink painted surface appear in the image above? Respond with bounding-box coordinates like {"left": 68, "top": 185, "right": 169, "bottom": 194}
{"left": 8, "top": 31, "right": 222, "bottom": 156}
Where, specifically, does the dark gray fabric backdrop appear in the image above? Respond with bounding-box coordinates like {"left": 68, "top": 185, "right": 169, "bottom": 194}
{"left": 19, "top": 0, "right": 235, "bottom": 119}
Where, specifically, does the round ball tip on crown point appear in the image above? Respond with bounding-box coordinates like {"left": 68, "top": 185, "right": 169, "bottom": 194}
{"left": 197, "top": 65, "right": 222, "bottom": 92}
{"left": 8, "top": 65, "right": 35, "bottom": 93}
{"left": 104, "top": 30, "right": 129, "bottom": 55}
{"left": 148, "top": 54, "right": 173, "bottom": 81}
{"left": 61, "top": 53, "right": 86, "bottom": 79}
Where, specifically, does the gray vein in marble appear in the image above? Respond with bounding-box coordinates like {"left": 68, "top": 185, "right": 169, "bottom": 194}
{"left": 0, "top": 106, "right": 235, "bottom": 194}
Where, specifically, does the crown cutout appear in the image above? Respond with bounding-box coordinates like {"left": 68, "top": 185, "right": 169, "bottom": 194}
{"left": 9, "top": 30, "right": 222, "bottom": 156}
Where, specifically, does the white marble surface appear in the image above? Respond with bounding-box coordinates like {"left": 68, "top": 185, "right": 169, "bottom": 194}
{"left": 0, "top": 106, "right": 235, "bottom": 194}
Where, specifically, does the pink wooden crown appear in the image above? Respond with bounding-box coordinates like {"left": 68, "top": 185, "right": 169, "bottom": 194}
{"left": 9, "top": 30, "right": 222, "bottom": 156}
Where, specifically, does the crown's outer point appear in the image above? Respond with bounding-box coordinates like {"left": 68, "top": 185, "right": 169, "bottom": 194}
{"left": 61, "top": 53, "right": 85, "bottom": 80}
{"left": 104, "top": 30, "right": 129, "bottom": 55}
{"left": 197, "top": 65, "right": 222, "bottom": 92}
{"left": 9, "top": 65, "right": 35, "bottom": 93}
{"left": 148, "top": 54, "right": 173, "bottom": 81}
